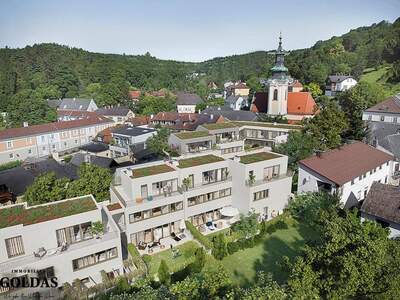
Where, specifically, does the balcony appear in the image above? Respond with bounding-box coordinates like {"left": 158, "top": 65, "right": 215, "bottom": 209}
{"left": 0, "top": 230, "right": 119, "bottom": 273}
{"left": 245, "top": 172, "right": 292, "bottom": 187}
{"left": 185, "top": 177, "right": 232, "bottom": 192}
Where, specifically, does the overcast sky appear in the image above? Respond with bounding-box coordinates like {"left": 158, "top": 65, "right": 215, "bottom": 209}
{"left": 0, "top": 0, "right": 399, "bottom": 62}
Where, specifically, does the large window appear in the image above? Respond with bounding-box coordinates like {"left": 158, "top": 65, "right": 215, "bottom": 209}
{"left": 56, "top": 222, "right": 93, "bottom": 246}
{"left": 202, "top": 168, "right": 228, "bottom": 185}
{"left": 5, "top": 236, "right": 24, "bottom": 258}
{"left": 152, "top": 179, "right": 178, "bottom": 196}
{"left": 254, "top": 189, "right": 269, "bottom": 201}
{"left": 188, "top": 188, "right": 231, "bottom": 207}
{"left": 129, "top": 201, "right": 183, "bottom": 223}
{"left": 273, "top": 89, "right": 278, "bottom": 100}
{"left": 72, "top": 248, "right": 118, "bottom": 271}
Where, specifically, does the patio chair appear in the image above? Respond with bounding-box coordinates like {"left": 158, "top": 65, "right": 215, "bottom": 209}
{"left": 206, "top": 221, "right": 215, "bottom": 231}
{"left": 34, "top": 247, "right": 47, "bottom": 258}
{"left": 171, "top": 232, "right": 181, "bottom": 242}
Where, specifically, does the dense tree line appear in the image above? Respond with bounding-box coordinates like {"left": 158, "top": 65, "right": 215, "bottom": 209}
{"left": 1, "top": 19, "right": 399, "bottom": 127}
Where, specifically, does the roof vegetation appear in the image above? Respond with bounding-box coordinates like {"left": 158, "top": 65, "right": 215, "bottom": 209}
{"left": 174, "top": 131, "right": 211, "bottom": 140}
{"left": 201, "top": 122, "right": 238, "bottom": 130}
{"left": 240, "top": 152, "right": 281, "bottom": 164}
{"left": 0, "top": 197, "right": 97, "bottom": 229}
{"left": 131, "top": 164, "right": 175, "bottom": 178}
{"left": 178, "top": 154, "right": 224, "bottom": 168}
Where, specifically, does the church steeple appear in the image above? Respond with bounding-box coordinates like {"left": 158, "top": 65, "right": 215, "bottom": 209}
{"left": 271, "top": 32, "right": 288, "bottom": 79}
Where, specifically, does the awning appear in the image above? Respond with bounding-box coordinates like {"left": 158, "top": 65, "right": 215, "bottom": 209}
{"left": 220, "top": 206, "right": 239, "bottom": 217}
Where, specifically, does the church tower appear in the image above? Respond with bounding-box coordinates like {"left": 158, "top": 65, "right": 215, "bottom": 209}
{"left": 266, "top": 33, "right": 293, "bottom": 115}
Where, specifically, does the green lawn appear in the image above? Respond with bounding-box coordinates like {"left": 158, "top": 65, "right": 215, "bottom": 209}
{"left": 147, "top": 241, "right": 199, "bottom": 276}
{"left": 360, "top": 65, "right": 400, "bottom": 96}
{"left": 221, "top": 222, "right": 315, "bottom": 287}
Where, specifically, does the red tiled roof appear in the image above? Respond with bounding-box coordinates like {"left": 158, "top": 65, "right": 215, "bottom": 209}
{"left": 291, "top": 80, "right": 303, "bottom": 88}
{"left": 129, "top": 90, "right": 141, "bottom": 99}
{"left": 251, "top": 92, "right": 268, "bottom": 113}
{"left": 365, "top": 96, "right": 400, "bottom": 114}
{"left": 299, "top": 142, "right": 394, "bottom": 186}
{"left": 0, "top": 116, "right": 112, "bottom": 140}
{"left": 287, "top": 92, "right": 317, "bottom": 115}
{"left": 96, "top": 127, "right": 113, "bottom": 144}
{"left": 127, "top": 116, "right": 150, "bottom": 126}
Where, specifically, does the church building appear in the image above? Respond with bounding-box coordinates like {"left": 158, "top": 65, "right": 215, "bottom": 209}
{"left": 251, "top": 34, "right": 317, "bottom": 123}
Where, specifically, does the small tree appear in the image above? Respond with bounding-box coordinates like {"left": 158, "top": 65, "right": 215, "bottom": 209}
{"left": 158, "top": 259, "right": 171, "bottom": 286}
{"left": 232, "top": 211, "right": 259, "bottom": 238}
{"left": 90, "top": 221, "right": 104, "bottom": 238}
{"left": 212, "top": 234, "right": 228, "bottom": 260}
{"left": 191, "top": 247, "right": 206, "bottom": 273}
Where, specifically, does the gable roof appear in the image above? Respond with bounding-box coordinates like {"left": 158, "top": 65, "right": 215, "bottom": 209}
{"left": 201, "top": 108, "right": 258, "bottom": 122}
{"left": 0, "top": 115, "right": 112, "bottom": 140}
{"left": 129, "top": 90, "right": 141, "bottom": 99}
{"left": 368, "top": 122, "right": 400, "bottom": 160}
{"left": 79, "top": 142, "right": 109, "bottom": 153}
{"left": 287, "top": 92, "right": 317, "bottom": 115}
{"left": 176, "top": 92, "right": 203, "bottom": 105}
{"left": 226, "top": 95, "right": 248, "bottom": 105}
{"left": 233, "top": 82, "right": 249, "bottom": 89}
{"left": 127, "top": 116, "right": 150, "bottom": 126}
{"left": 365, "top": 94, "right": 400, "bottom": 114}
{"left": 57, "top": 110, "right": 99, "bottom": 119}
{"left": 96, "top": 107, "right": 131, "bottom": 116}
{"left": 361, "top": 182, "right": 400, "bottom": 224}
{"left": 299, "top": 142, "right": 394, "bottom": 186}
{"left": 70, "top": 153, "right": 117, "bottom": 169}
{"left": 328, "top": 75, "right": 353, "bottom": 83}
{"left": 59, "top": 98, "right": 95, "bottom": 111}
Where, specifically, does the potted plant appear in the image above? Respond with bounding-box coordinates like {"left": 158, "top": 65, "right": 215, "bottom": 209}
{"left": 182, "top": 177, "right": 192, "bottom": 191}
{"left": 90, "top": 221, "right": 104, "bottom": 239}
{"left": 248, "top": 173, "right": 256, "bottom": 185}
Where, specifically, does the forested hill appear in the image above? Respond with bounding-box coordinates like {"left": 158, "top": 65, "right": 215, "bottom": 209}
{"left": 196, "top": 18, "right": 400, "bottom": 85}
{"left": 0, "top": 18, "right": 399, "bottom": 127}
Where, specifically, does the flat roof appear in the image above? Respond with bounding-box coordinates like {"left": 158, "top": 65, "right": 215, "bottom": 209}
{"left": 174, "top": 131, "right": 211, "bottom": 140}
{"left": 0, "top": 196, "right": 97, "bottom": 229}
{"left": 201, "top": 122, "right": 238, "bottom": 130}
{"left": 240, "top": 152, "right": 281, "bottom": 164}
{"left": 112, "top": 126, "right": 155, "bottom": 137}
{"left": 131, "top": 164, "right": 175, "bottom": 178}
{"left": 234, "top": 121, "right": 302, "bottom": 130}
{"left": 178, "top": 154, "right": 224, "bottom": 168}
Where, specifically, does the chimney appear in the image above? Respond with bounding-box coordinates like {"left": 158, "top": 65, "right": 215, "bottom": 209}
{"left": 73, "top": 97, "right": 76, "bottom": 101}
{"left": 23, "top": 122, "right": 29, "bottom": 127}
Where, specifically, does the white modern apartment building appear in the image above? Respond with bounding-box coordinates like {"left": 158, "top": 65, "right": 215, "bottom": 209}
{"left": 110, "top": 126, "right": 156, "bottom": 158}
{"left": 0, "top": 195, "right": 123, "bottom": 298}
{"left": 109, "top": 146, "right": 292, "bottom": 248}
{"left": 0, "top": 116, "right": 113, "bottom": 164}
{"left": 298, "top": 142, "right": 394, "bottom": 208}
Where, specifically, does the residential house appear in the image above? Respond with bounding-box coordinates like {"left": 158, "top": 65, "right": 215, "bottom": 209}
{"left": 361, "top": 182, "right": 400, "bottom": 238}
{"left": 298, "top": 142, "right": 394, "bottom": 208}
{"left": 96, "top": 107, "right": 135, "bottom": 124}
{"left": 0, "top": 116, "right": 113, "bottom": 164}
{"left": 0, "top": 195, "right": 123, "bottom": 297}
{"left": 225, "top": 82, "right": 250, "bottom": 98}
{"left": 70, "top": 153, "right": 118, "bottom": 171}
{"left": 79, "top": 142, "right": 110, "bottom": 158}
{"left": 128, "top": 90, "right": 141, "bottom": 102}
{"left": 176, "top": 92, "right": 203, "bottom": 114}
{"left": 110, "top": 126, "right": 156, "bottom": 158}
{"left": 109, "top": 146, "right": 292, "bottom": 251}
{"left": 57, "top": 98, "right": 98, "bottom": 112}
{"left": 362, "top": 93, "right": 400, "bottom": 124}
{"left": 150, "top": 112, "right": 219, "bottom": 131}
{"left": 325, "top": 75, "right": 357, "bottom": 96}
{"left": 225, "top": 95, "right": 248, "bottom": 111}
{"left": 201, "top": 106, "right": 258, "bottom": 122}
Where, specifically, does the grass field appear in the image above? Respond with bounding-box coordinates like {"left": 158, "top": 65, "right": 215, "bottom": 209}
{"left": 360, "top": 64, "right": 400, "bottom": 96}
{"left": 220, "top": 221, "right": 316, "bottom": 287}
{"left": 147, "top": 241, "right": 199, "bottom": 276}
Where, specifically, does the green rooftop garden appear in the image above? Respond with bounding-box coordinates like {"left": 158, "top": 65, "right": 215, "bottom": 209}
{"left": 0, "top": 197, "right": 97, "bottom": 229}
{"left": 234, "top": 121, "right": 302, "bottom": 130}
{"left": 131, "top": 164, "right": 175, "bottom": 178}
{"left": 240, "top": 152, "right": 281, "bottom": 164}
{"left": 201, "top": 122, "right": 238, "bottom": 130}
{"left": 174, "top": 131, "right": 211, "bottom": 140}
{"left": 178, "top": 154, "right": 224, "bottom": 168}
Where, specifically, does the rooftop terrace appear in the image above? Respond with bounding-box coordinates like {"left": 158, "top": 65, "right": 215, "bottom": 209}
{"left": 234, "top": 121, "right": 302, "bottom": 130}
{"left": 131, "top": 164, "right": 175, "bottom": 178}
{"left": 174, "top": 131, "right": 212, "bottom": 140}
{"left": 178, "top": 154, "right": 224, "bottom": 168}
{"left": 240, "top": 152, "right": 281, "bottom": 164}
{"left": 0, "top": 196, "right": 97, "bottom": 229}
{"left": 201, "top": 122, "right": 238, "bottom": 130}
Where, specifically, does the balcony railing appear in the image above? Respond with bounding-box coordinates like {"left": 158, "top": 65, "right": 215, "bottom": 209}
{"left": 245, "top": 172, "right": 292, "bottom": 187}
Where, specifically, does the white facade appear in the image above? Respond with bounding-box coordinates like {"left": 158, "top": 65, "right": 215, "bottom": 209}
{"left": 267, "top": 80, "right": 289, "bottom": 115}
{"left": 362, "top": 111, "right": 400, "bottom": 124}
{"left": 0, "top": 196, "right": 123, "bottom": 297}
{"left": 110, "top": 129, "right": 156, "bottom": 158}
{"left": 325, "top": 77, "right": 357, "bottom": 96}
{"left": 298, "top": 161, "right": 393, "bottom": 207}
{"left": 110, "top": 147, "right": 292, "bottom": 247}
{"left": 177, "top": 104, "right": 196, "bottom": 114}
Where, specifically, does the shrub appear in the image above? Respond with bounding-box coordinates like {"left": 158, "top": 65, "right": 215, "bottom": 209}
{"left": 253, "top": 234, "right": 263, "bottom": 245}
{"left": 185, "top": 221, "right": 212, "bottom": 249}
{"left": 227, "top": 242, "right": 240, "bottom": 254}
{"left": 158, "top": 259, "right": 171, "bottom": 286}
{"left": 63, "top": 155, "right": 72, "bottom": 163}
{"left": 0, "top": 160, "right": 21, "bottom": 171}
{"left": 212, "top": 233, "right": 228, "bottom": 260}
{"left": 275, "top": 219, "right": 288, "bottom": 230}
